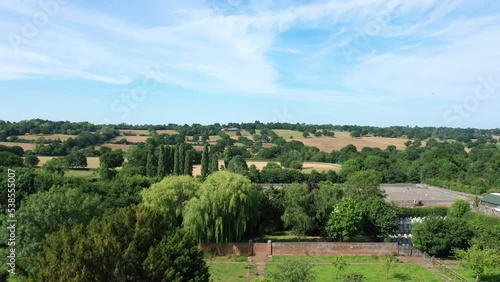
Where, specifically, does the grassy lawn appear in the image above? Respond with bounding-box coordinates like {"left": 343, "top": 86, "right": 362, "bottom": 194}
{"left": 266, "top": 264, "right": 447, "bottom": 282}
{"left": 273, "top": 129, "right": 305, "bottom": 139}
{"left": 272, "top": 255, "right": 384, "bottom": 263}
{"left": 453, "top": 268, "right": 500, "bottom": 282}
{"left": 208, "top": 263, "right": 248, "bottom": 282}
{"left": 205, "top": 254, "right": 248, "bottom": 263}
{"left": 65, "top": 169, "right": 97, "bottom": 179}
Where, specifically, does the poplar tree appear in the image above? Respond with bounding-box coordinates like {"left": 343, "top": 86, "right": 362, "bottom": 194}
{"left": 209, "top": 151, "right": 219, "bottom": 173}
{"left": 173, "top": 145, "right": 180, "bottom": 175}
{"left": 201, "top": 144, "right": 209, "bottom": 180}
{"left": 178, "top": 144, "right": 185, "bottom": 175}
{"left": 157, "top": 146, "right": 167, "bottom": 177}
{"left": 146, "top": 144, "right": 157, "bottom": 177}
{"left": 167, "top": 146, "right": 175, "bottom": 174}
{"left": 184, "top": 150, "right": 193, "bottom": 176}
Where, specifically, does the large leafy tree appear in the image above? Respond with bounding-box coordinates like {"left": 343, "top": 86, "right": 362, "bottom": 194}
{"left": 42, "top": 157, "right": 68, "bottom": 174}
{"left": 0, "top": 151, "right": 24, "bottom": 167}
{"left": 344, "top": 170, "right": 384, "bottom": 199}
{"left": 413, "top": 216, "right": 473, "bottom": 257}
{"left": 363, "top": 197, "right": 398, "bottom": 240}
{"left": 65, "top": 150, "right": 87, "bottom": 169}
{"left": 28, "top": 206, "right": 208, "bottom": 282}
{"left": 281, "top": 183, "right": 314, "bottom": 240}
{"left": 227, "top": 155, "right": 249, "bottom": 175}
{"left": 11, "top": 186, "right": 104, "bottom": 276}
{"left": 143, "top": 229, "right": 210, "bottom": 282}
{"left": 448, "top": 199, "right": 471, "bottom": 218}
{"left": 183, "top": 171, "right": 260, "bottom": 243}
{"left": 98, "top": 149, "right": 124, "bottom": 169}
{"left": 24, "top": 154, "right": 40, "bottom": 168}
{"left": 326, "top": 197, "right": 363, "bottom": 242}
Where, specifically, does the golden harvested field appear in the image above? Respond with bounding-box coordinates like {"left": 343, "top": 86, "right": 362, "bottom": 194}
{"left": 15, "top": 134, "right": 77, "bottom": 141}
{"left": 294, "top": 136, "right": 410, "bottom": 151}
{"left": 119, "top": 129, "right": 150, "bottom": 135}
{"left": 119, "top": 129, "right": 178, "bottom": 135}
{"left": 192, "top": 160, "right": 340, "bottom": 176}
{"left": 192, "top": 145, "right": 204, "bottom": 151}
{"left": 112, "top": 136, "right": 149, "bottom": 143}
{"left": 37, "top": 156, "right": 100, "bottom": 169}
{"left": 224, "top": 130, "right": 252, "bottom": 137}
{"left": 301, "top": 162, "right": 342, "bottom": 172}
{"left": 156, "top": 130, "right": 178, "bottom": 135}
{"left": 0, "top": 142, "right": 35, "bottom": 150}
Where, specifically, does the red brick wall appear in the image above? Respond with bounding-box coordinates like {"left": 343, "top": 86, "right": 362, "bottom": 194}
{"left": 199, "top": 242, "right": 399, "bottom": 256}
{"left": 271, "top": 242, "right": 398, "bottom": 256}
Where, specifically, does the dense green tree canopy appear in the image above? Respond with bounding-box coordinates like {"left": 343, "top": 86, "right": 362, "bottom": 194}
{"left": 141, "top": 175, "right": 200, "bottom": 226}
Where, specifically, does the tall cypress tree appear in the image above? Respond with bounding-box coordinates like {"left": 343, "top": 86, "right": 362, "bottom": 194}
{"left": 173, "top": 145, "right": 180, "bottom": 175}
{"left": 178, "top": 144, "right": 185, "bottom": 174}
{"left": 157, "top": 145, "right": 167, "bottom": 177}
{"left": 165, "top": 146, "right": 172, "bottom": 175}
{"left": 184, "top": 150, "right": 193, "bottom": 176}
{"left": 209, "top": 151, "right": 219, "bottom": 173}
{"left": 146, "top": 144, "right": 157, "bottom": 177}
{"left": 201, "top": 144, "right": 209, "bottom": 180}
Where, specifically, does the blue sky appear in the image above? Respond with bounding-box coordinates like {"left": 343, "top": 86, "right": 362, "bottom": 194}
{"left": 1, "top": 0, "right": 499, "bottom": 128}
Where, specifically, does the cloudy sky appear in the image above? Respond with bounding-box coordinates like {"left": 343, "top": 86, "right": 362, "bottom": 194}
{"left": 0, "top": 0, "right": 499, "bottom": 128}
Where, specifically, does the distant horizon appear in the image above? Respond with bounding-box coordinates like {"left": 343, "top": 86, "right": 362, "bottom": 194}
{"left": 1, "top": 1, "right": 499, "bottom": 128}
{"left": 2, "top": 117, "right": 499, "bottom": 131}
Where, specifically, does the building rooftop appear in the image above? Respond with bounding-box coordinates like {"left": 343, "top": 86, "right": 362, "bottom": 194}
{"left": 482, "top": 193, "right": 500, "bottom": 206}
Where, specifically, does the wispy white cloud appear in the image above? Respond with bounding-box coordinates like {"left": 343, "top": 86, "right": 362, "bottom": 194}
{"left": 0, "top": 0, "right": 499, "bottom": 106}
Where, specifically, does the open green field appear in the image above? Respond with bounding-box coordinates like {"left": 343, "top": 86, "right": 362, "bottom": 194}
{"left": 273, "top": 129, "right": 305, "bottom": 139}
{"left": 266, "top": 263, "right": 447, "bottom": 282}
{"left": 453, "top": 268, "right": 500, "bottom": 282}
{"left": 65, "top": 169, "right": 97, "bottom": 179}
{"left": 208, "top": 263, "right": 248, "bottom": 282}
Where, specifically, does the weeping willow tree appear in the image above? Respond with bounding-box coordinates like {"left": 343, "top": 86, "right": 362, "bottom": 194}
{"left": 183, "top": 171, "right": 260, "bottom": 243}
{"left": 141, "top": 175, "right": 200, "bottom": 227}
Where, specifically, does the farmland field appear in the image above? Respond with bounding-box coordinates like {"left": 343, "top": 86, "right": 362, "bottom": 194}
{"left": 295, "top": 135, "right": 410, "bottom": 151}
{"left": 112, "top": 135, "right": 149, "bottom": 143}
{"left": 0, "top": 141, "right": 35, "bottom": 150}
{"left": 37, "top": 156, "right": 100, "bottom": 169}
{"left": 192, "top": 160, "right": 340, "bottom": 176}
{"left": 274, "top": 129, "right": 309, "bottom": 139}
{"left": 119, "top": 129, "right": 178, "bottom": 135}
{"left": 15, "top": 134, "right": 77, "bottom": 141}
{"left": 156, "top": 129, "right": 178, "bottom": 135}
{"left": 97, "top": 144, "right": 131, "bottom": 151}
